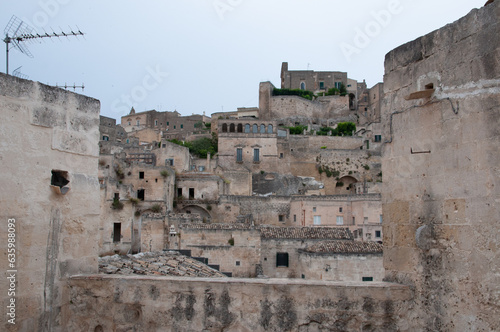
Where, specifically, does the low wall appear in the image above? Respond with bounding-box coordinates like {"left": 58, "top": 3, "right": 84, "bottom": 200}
{"left": 66, "top": 275, "right": 412, "bottom": 331}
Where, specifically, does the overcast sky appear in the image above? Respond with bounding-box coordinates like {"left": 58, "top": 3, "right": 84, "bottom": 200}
{"left": 1, "top": 0, "right": 486, "bottom": 120}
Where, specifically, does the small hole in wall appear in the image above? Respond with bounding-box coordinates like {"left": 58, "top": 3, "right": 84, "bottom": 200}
{"left": 425, "top": 83, "right": 434, "bottom": 89}
{"left": 94, "top": 325, "right": 104, "bottom": 332}
{"left": 51, "top": 170, "right": 69, "bottom": 188}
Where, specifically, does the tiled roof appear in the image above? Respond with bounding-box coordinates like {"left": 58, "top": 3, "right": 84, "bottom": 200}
{"left": 303, "top": 240, "right": 383, "bottom": 254}
{"left": 181, "top": 223, "right": 253, "bottom": 230}
{"left": 260, "top": 226, "right": 353, "bottom": 240}
{"left": 98, "top": 251, "right": 226, "bottom": 278}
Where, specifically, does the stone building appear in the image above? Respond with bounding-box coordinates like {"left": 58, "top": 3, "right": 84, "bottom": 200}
{"left": 0, "top": 73, "right": 101, "bottom": 330}
{"left": 120, "top": 108, "right": 210, "bottom": 141}
{"left": 381, "top": 1, "right": 500, "bottom": 330}
{"left": 280, "top": 61, "right": 348, "bottom": 93}
{"left": 99, "top": 115, "right": 128, "bottom": 142}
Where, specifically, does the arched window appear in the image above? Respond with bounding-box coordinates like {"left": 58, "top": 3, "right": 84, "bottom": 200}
{"left": 300, "top": 82, "right": 306, "bottom": 90}
{"left": 245, "top": 124, "right": 250, "bottom": 133}
{"left": 237, "top": 123, "right": 243, "bottom": 133}
{"left": 252, "top": 124, "right": 258, "bottom": 133}
{"left": 229, "top": 123, "right": 235, "bottom": 133}
{"left": 260, "top": 124, "right": 266, "bottom": 133}
{"left": 222, "top": 123, "right": 228, "bottom": 132}
{"left": 268, "top": 124, "right": 273, "bottom": 133}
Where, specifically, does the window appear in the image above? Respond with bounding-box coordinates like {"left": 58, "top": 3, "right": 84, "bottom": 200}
{"left": 374, "top": 135, "right": 382, "bottom": 142}
{"left": 279, "top": 215, "right": 285, "bottom": 222}
{"left": 222, "top": 123, "right": 228, "bottom": 132}
{"left": 339, "top": 207, "right": 343, "bottom": 213}
{"left": 319, "top": 81, "right": 325, "bottom": 89}
{"left": 280, "top": 153, "right": 284, "bottom": 159}
{"left": 237, "top": 123, "right": 243, "bottom": 132}
{"left": 313, "top": 216, "right": 321, "bottom": 225}
{"left": 102, "top": 135, "right": 109, "bottom": 141}
{"left": 229, "top": 123, "right": 235, "bottom": 132}
{"left": 139, "top": 172, "right": 144, "bottom": 179}
{"left": 137, "top": 189, "right": 145, "bottom": 201}
{"left": 236, "top": 148, "right": 243, "bottom": 162}
{"left": 173, "top": 125, "right": 176, "bottom": 129}
{"left": 177, "top": 188, "right": 182, "bottom": 198}
{"left": 313, "top": 207, "right": 317, "bottom": 212}
{"left": 362, "top": 277, "right": 373, "bottom": 282}
{"left": 128, "top": 121, "right": 131, "bottom": 126}
{"left": 136, "top": 120, "right": 140, "bottom": 126}
{"left": 364, "top": 217, "right": 368, "bottom": 223}
{"left": 113, "top": 223, "right": 121, "bottom": 243}
{"left": 260, "top": 124, "right": 265, "bottom": 133}
{"left": 167, "top": 122, "right": 169, "bottom": 126}
{"left": 336, "top": 216, "right": 344, "bottom": 225}
{"left": 253, "top": 149, "right": 260, "bottom": 162}
{"left": 244, "top": 124, "right": 250, "bottom": 133}
{"left": 268, "top": 124, "right": 273, "bottom": 133}
{"left": 375, "top": 230, "right": 381, "bottom": 238}
{"left": 380, "top": 215, "right": 383, "bottom": 223}
{"left": 162, "top": 144, "right": 166, "bottom": 148}
{"left": 199, "top": 166, "right": 205, "bottom": 172}
{"left": 236, "top": 261, "right": 240, "bottom": 266}
{"left": 252, "top": 124, "right": 258, "bottom": 133}
{"left": 335, "top": 82, "right": 341, "bottom": 89}
{"left": 114, "top": 193, "right": 119, "bottom": 200}
{"left": 155, "top": 120, "right": 158, "bottom": 126}
{"left": 293, "top": 215, "right": 297, "bottom": 222}
{"left": 276, "top": 253, "right": 289, "bottom": 267}
{"left": 181, "top": 124, "right": 183, "bottom": 129}
{"left": 166, "top": 159, "right": 174, "bottom": 166}
{"left": 300, "top": 82, "right": 306, "bottom": 90}
{"left": 189, "top": 188, "right": 195, "bottom": 199}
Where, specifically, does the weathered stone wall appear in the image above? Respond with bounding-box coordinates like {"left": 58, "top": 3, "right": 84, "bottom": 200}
{"left": 181, "top": 228, "right": 261, "bottom": 277}
{"left": 66, "top": 275, "right": 411, "bottom": 331}
{"left": 297, "top": 252, "right": 385, "bottom": 282}
{"left": 382, "top": 3, "right": 500, "bottom": 331}
{"left": 0, "top": 73, "right": 100, "bottom": 331}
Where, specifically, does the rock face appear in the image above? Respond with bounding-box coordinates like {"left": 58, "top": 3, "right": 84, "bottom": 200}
{"left": 99, "top": 251, "right": 227, "bottom": 278}
{"left": 381, "top": 2, "right": 500, "bottom": 331}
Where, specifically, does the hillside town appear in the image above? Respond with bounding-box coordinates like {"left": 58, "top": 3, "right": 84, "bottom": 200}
{"left": 1, "top": 1, "right": 498, "bottom": 331}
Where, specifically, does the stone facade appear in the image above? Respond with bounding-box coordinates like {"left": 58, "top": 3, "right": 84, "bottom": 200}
{"left": 382, "top": 2, "right": 500, "bottom": 331}
{"left": 99, "top": 115, "right": 127, "bottom": 142}
{"left": 0, "top": 73, "right": 100, "bottom": 331}
{"left": 280, "top": 61, "right": 348, "bottom": 93}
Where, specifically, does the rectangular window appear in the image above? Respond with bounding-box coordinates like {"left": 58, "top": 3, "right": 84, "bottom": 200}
{"left": 166, "top": 158, "right": 174, "bottom": 166}
{"left": 174, "top": 125, "right": 176, "bottom": 129}
{"left": 313, "top": 216, "right": 321, "bottom": 225}
{"left": 364, "top": 217, "right": 368, "bottom": 223}
{"left": 177, "top": 188, "right": 182, "bottom": 198}
{"left": 362, "top": 277, "right": 373, "bottom": 282}
{"left": 236, "top": 148, "right": 243, "bottom": 162}
{"left": 113, "top": 223, "right": 121, "bottom": 243}
{"left": 280, "top": 153, "right": 284, "bottom": 158}
{"left": 279, "top": 215, "right": 285, "bottom": 222}
{"left": 102, "top": 136, "right": 109, "bottom": 141}
{"left": 236, "top": 261, "right": 240, "bottom": 266}
{"left": 139, "top": 171, "right": 144, "bottom": 179}
{"left": 189, "top": 188, "right": 195, "bottom": 199}
{"left": 128, "top": 121, "right": 131, "bottom": 126}
{"left": 375, "top": 230, "right": 381, "bottom": 238}
{"left": 114, "top": 193, "right": 119, "bottom": 200}
{"left": 137, "top": 189, "right": 145, "bottom": 201}
{"left": 136, "top": 120, "right": 140, "bottom": 126}
{"left": 181, "top": 124, "right": 183, "bottom": 129}
{"left": 313, "top": 207, "right": 316, "bottom": 212}
{"left": 380, "top": 215, "right": 383, "bottom": 223}
{"left": 253, "top": 149, "right": 260, "bottom": 162}
{"left": 167, "top": 122, "right": 169, "bottom": 126}
{"left": 336, "top": 216, "right": 344, "bottom": 225}
{"left": 339, "top": 207, "right": 343, "bottom": 213}
{"left": 276, "top": 253, "right": 289, "bottom": 267}
{"left": 293, "top": 214, "right": 297, "bottom": 222}
{"left": 319, "top": 81, "right": 325, "bottom": 89}
{"left": 155, "top": 120, "right": 158, "bottom": 126}
{"left": 374, "top": 135, "right": 382, "bottom": 142}
{"left": 335, "top": 81, "right": 341, "bottom": 89}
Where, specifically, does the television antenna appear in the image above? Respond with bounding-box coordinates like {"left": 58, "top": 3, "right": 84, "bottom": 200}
{"left": 12, "top": 66, "right": 28, "bottom": 79}
{"left": 3, "top": 15, "right": 84, "bottom": 75}
{"left": 54, "top": 82, "right": 85, "bottom": 92}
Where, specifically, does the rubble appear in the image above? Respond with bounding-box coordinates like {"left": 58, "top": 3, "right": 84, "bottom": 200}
{"left": 98, "top": 251, "right": 227, "bottom": 278}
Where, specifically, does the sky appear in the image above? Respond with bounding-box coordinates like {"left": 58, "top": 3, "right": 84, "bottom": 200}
{"left": 1, "top": 0, "right": 487, "bottom": 120}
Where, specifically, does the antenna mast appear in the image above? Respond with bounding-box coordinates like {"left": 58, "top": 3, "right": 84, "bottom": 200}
{"left": 3, "top": 15, "right": 84, "bottom": 75}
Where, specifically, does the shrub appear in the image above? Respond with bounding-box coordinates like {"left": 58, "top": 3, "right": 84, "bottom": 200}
{"left": 134, "top": 210, "right": 141, "bottom": 217}
{"left": 364, "top": 165, "right": 370, "bottom": 170}
{"left": 260, "top": 170, "right": 265, "bottom": 174}
{"left": 206, "top": 205, "right": 212, "bottom": 211}
{"left": 318, "top": 166, "right": 324, "bottom": 174}
{"left": 326, "top": 87, "right": 340, "bottom": 96}
{"left": 160, "top": 170, "right": 169, "bottom": 178}
{"left": 336, "top": 182, "right": 344, "bottom": 187}
{"left": 115, "top": 166, "right": 125, "bottom": 180}
{"left": 287, "top": 125, "right": 308, "bottom": 135}
{"left": 348, "top": 171, "right": 353, "bottom": 175}
{"left": 151, "top": 204, "right": 162, "bottom": 213}
{"left": 111, "top": 198, "right": 124, "bottom": 210}
{"left": 129, "top": 197, "right": 140, "bottom": 205}
{"left": 228, "top": 238, "right": 234, "bottom": 246}
{"left": 98, "top": 159, "right": 106, "bottom": 166}
{"left": 320, "top": 146, "right": 327, "bottom": 149}
{"left": 272, "top": 88, "right": 314, "bottom": 100}
{"left": 336, "top": 122, "right": 356, "bottom": 136}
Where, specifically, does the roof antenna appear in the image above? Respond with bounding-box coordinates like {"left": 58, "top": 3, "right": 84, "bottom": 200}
{"left": 12, "top": 66, "right": 28, "bottom": 79}
{"left": 3, "top": 15, "right": 84, "bottom": 75}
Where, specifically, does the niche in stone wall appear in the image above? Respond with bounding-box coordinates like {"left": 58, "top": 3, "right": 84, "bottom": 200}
{"left": 50, "top": 170, "right": 70, "bottom": 195}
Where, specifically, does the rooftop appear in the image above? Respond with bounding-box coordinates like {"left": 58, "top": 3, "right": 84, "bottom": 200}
{"left": 260, "top": 226, "right": 353, "bottom": 240}
{"left": 302, "top": 240, "right": 383, "bottom": 254}
{"left": 98, "top": 251, "right": 227, "bottom": 278}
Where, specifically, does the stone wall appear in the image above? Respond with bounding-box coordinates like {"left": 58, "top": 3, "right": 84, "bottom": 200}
{"left": 0, "top": 73, "right": 100, "bottom": 331}
{"left": 382, "top": 3, "right": 500, "bottom": 331}
{"left": 65, "top": 275, "right": 411, "bottom": 331}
